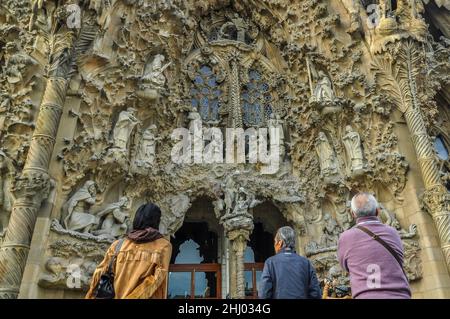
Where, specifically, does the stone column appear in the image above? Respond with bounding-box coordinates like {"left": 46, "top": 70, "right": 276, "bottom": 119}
{"left": 228, "top": 229, "right": 250, "bottom": 299}
{"left": 228, "top": 240, "right": 237, "bottom": 297}
{"left": 374, "top": 40, "right": 450, "bottom": 272}
{"left": 401, "top": 45, "right": 450, "bottom": 272}
{"left": 404, "top": 106, "right": 450, "bottom": 271}
{"left": 0, "top": 4, "right": 76, "bottom": 296}
{"left": 0, "top": 77, "right": 69, "bottom": 298}
{"left": 229, "top": 54, "right": 242, "bottom": 128}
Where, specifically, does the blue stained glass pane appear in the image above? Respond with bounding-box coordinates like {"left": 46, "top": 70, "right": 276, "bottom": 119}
{"left": 435, "top": 136, "right": 449, "bottom": 160}
{"left": 194, "top": 76, "right": 204, "bottom": 85}
{"left": 210, "top": 100, "right": 219, "bottom": 119}
{"left": 200, "top": 65, "right": 212, "bottom": 75}
{"left": 249, "top": 70, "right": 260, "bottom": 80}
{"left": 200, "top": 105, "right": 209, "bottom": 119}
{"left": 190, "top": 65, "right": 222, "bottom": 122}
{"left": 241, "top": 70, "right": 272, "bottom": 127}
{"left": 260, "top": 83, "right": 269, "bottom": 91}
{"left": 200, "top": 97, "right": 209, "bottom": 107}
{"left": 208, "top": 78, "right": 217, "bottom": 87}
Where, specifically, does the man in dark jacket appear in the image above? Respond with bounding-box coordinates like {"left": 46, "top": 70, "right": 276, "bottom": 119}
{"left": 258, "top": 226, "right": 322, "bottom": 299}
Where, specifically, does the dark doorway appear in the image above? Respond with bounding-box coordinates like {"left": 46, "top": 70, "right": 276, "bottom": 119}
{"left": 244, "top": 201, "right": 290, "bottom": 298}
{"left": 168, "top": 198, "right": 222, "bottom": 299}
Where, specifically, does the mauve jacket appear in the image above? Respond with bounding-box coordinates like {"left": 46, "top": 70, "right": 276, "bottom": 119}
{"left": 338, "top": 216, "right": 411, "bottom": 299}
{"left": 258, "top": 248, "right": 322, "bottom": 299}
{"left": 86, "top": 237, "right": 172, "bottom": 299}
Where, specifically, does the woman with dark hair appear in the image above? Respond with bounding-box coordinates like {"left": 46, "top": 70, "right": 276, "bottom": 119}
{"left": 86, "top": 203, "right": 172, "bottom": 299}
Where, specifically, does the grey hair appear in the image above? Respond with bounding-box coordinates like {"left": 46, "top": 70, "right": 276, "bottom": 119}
{"left": 275, "top": 226, "right": 296, "bottom": 249}
{"left": 351, "top": 192, "right": 378, "bottom": 217}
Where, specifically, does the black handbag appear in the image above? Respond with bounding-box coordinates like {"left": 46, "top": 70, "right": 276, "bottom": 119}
{"left": 94, "top": 239, "right": 125, "bottom": 299}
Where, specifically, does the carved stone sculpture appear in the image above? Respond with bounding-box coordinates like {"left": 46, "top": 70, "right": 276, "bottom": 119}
{"left": 222, "top": 174, "right": 237, "bottom": 216}
{"left": 63, "top": 181, "right": 98, "bottom": 234}
{"left": 137, "top": 54, "right": 171, "bottom": 100}
{"left": 141, "top": 54, "right": 170, "bottom": 90}
{"left": 379, "top": 204, "right": 418, "bottom": 239}
{"left": 315, "top": 132, "right": 339, "bottom": 178}
{"left": 92, "top": 196, "right": 130, "bottom": 239}
{"left": 313, "top": 71, "right": 335, "bottom": 102}
{"left": 1, "top": 0, "right": 449, "bottom": 300}
{"left": 219, "top": 13, "right": 249, "bottom": 42}
{"left": 339, "top": 0, "right": 361, "bottom": 33}
{"left": 159, "top": 194, "right": 191, "bottom": 236}
{"left": 135, "top": 125, "right": 158, "bottom": 169}
{"left": 112, "top": 108, "right": 140, "bottom": 151}
{"left": 267, "top": 113, "right": 285, "bottom": 161}
{"left": 342, "top": 125, "right": 364, "bottom": 175}
{"left": 319, "top": 213, "right": 343, "bottom": 248}
{"left": 38, "top": 257, "right": 67, "bottom": 288}
{"left": 4, "top": 43, "right": 37, "bottom": 85}
{"left": 0, "top": 151, "right": 14, "bottom": 233}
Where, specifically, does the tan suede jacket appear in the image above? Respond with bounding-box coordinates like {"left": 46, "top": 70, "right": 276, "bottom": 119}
{"left": 86, "top": 237, "right": 172, "bottom": 299}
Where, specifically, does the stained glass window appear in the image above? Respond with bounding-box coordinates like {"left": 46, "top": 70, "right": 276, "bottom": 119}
{"left": 242, "top": 69, "right": 273, "bottom": 127}
{"left": 435, "top": 136, "right": 449, "bottom": 160}
{"left": 190, "top": 65, "right": 222, "bottom": 122}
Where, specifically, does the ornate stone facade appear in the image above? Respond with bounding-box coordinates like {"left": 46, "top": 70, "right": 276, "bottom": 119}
{"left": 0, "top": 0, "right": 449, "bottom": 298}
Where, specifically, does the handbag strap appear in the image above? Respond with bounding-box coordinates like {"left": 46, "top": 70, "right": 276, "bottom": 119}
{"left": 106, "top": 238, "right": 125, "bottom": 276}
{"left": 356, "top": 225, "right": 408, "bottom": 279}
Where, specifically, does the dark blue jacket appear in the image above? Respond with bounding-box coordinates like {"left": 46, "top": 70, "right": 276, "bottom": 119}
{"left": 258, "top": 248, "right": 322, "bottom": 299}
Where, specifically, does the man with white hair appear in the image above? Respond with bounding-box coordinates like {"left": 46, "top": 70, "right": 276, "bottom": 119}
{"left": 259, "top": 226, "right": 321, "bottom": 299}
{"left": 338, "top": 192, "right": 411, "bottom": 298}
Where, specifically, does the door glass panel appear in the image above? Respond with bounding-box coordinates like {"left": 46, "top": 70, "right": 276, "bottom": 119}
{"left": 194, "top": 271, "right": 217, "bottom": 298}
{"left": 244, "top": 270, "right": 254, "bottom": 297}
{"left": 168, "top": 272, "right": 191, "bottom": 299}
{"left": 255, "top": 270, "right": 263, "bottom": 297}
{"left": 244, "top": 246, "right": 255, "bottom": 263}
{"left": 174, "top": 239, "right": 204, "bottom": 264}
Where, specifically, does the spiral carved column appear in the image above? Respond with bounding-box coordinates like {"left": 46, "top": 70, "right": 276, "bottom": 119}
{"left": 0, "top": 77, "right": 68, "bottom": 298}
{"left": 400, "top": 45, "right": 450, "bottom": 272}
{"left": 228, "top": 229, "right": 250, "bottom": 299}
{"left": 404, "top": 107, "right": 450, "bottom": 269}
{"left": 229, "top": 57, "right": 242, "bottom": 128}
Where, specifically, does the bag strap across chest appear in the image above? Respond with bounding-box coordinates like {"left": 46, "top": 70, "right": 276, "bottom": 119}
{"left": 356, "top": 225, "right": 408, "bottom": 279}
{"left": 107, "top": 238, "right": 125, "bottom": 276}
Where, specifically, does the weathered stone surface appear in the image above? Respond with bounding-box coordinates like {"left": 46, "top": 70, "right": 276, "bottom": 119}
{"left": 0, "top": 0, "right": 449, "bottom": 299}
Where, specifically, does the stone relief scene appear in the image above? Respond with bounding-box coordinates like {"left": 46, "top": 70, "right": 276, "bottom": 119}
{"left": 0, "top": 0, "right": 449, "bottom": 299}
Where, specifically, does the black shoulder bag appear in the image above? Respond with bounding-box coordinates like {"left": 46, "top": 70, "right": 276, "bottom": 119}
{"left": 94, "top": 238, "right": 125, "bottom": 299}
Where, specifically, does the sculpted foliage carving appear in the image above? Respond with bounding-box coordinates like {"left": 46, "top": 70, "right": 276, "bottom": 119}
{"left": 1, "top": 0, "right": 449, "bottom": 297}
